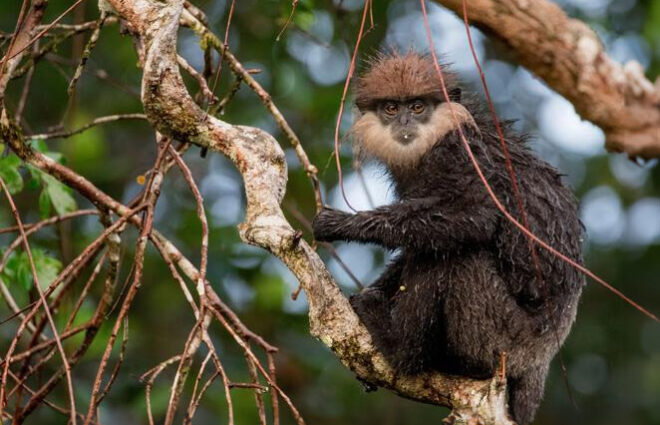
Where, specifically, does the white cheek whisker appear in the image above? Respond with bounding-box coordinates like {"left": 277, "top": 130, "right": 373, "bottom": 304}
{"left": 352, "top": 102, "right": 476, "bottom": 170}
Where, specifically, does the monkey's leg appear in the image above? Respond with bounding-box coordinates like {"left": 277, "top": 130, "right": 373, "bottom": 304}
{"left": 508, "top": 366, "right": 549, "bottom": 425}
{"left": 442, "top": 253, "right": 553, "bottom": 423}
{"left": 350, "top": 259, "right": 404, "bottom": 352}
{"left": 386, "top": 272, "right": 444, "bottom": 375}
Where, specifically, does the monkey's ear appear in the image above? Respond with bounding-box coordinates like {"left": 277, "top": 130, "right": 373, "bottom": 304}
{"left": 448, "top": 87, "right": 461, "bottom": 102}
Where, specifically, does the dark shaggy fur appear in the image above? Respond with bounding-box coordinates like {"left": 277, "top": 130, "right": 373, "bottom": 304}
{"left": 313, "top": 53, "right": 585, "bottom": 425}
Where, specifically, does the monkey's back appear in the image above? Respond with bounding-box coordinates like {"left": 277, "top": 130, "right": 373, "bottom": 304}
{"left": 390, "top": 124, "right": 585, "bottom": 378}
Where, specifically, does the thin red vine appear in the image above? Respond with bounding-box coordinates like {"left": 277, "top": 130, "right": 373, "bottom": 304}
{"left": 333, "top": 0, "right": 372, "bottom": 212}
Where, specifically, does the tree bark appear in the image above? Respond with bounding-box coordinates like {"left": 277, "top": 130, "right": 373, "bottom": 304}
{"left": 435, "top": 0, "right": 660, "bottom": 158}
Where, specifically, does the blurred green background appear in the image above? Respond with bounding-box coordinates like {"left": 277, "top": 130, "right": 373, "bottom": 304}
{"left": 1, "top": 0, "right": 660, "bottom": 424}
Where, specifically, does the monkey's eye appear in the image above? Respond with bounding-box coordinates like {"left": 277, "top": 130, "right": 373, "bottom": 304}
{"left": 384, "top": 103, "right": 399, "bottom": 115}
{"left": 410, "top": 101, "right": 425, "bottom": 114}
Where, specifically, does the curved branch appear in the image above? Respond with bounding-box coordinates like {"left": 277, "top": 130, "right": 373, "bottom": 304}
{"left": 434, "top": 0, "right": 660, "bottom": 158}
{"left": 100, "top": 0, "right": 514, "bottom": 423}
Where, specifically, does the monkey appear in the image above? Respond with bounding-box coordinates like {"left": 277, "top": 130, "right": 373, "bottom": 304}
{"left": 312, "top": 52, "right": 585, "bottom": 425}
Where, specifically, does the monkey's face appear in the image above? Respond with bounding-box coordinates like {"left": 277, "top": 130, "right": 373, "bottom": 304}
{"left": 375, "top": 98, "right": 436, "bottom": 145}
{"left": 352, "top": 99, "right": 476, "bottom": 171}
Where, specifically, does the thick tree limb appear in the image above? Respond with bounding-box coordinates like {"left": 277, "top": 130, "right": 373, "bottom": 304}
{"left": 434, "top": 0, "right": 660, "bottom": 158}
{"left": 96, "top": 0, "right": 514, "bottom": 423}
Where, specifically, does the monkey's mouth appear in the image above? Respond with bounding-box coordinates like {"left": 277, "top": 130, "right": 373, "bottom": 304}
{"left": 395, "top": 132, "right": 417, "bottom": 145}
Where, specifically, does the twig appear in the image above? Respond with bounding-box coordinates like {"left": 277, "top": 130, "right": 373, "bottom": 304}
{"left": 209, "top": 76, "right": 242, "bottom": 116}
{"left": 0, "top": 279, "right": 38, "bottom": 332}
{"left": 149, "top": 237, "right": 199, "bottom": 315}
{"left": 97, "top": 209, "right": 122, "bottom": 322}
{"left": 182, "top": 2, "right": 208, "bottom": 26}
{"left": 498, "top": 352, "right": 507, "bottom": 385}
{"left": 246, "top": 353, "right": 267, "bottom": 425}
{"left": 205, "top": 342, "right": 234, "bottom": 425}
{"left": 142, "top": 355, "right": 183, "bottom": 425}
{"left": 67, "top": 11, "right": 107, "bottom": 97}
{"left": 186, "top": 369, "right": 220, "bottom": 423}
{"left": 208, "top": 0, "right": 235, "bottom": 98}
{"left": 14, "top": 42, "right": 37, "bottom": 122}
{"left": 64, "top": 252, "right": 107, "bottom": 330}
{"left": 164, "top": 315, "right": 209, "bottom": 425}
{"left": 228, "top": 382, "right": 269, "bottom": 391}
{"left": 46, "top": 53, "right": 141, "bottom": 98}
{"left": 4, "top": 323, "right": 92, "bottom": 365}
{"left": 28, "top": 113, "right": 147, "bottom": 140}
{"left": 178, "top": 54, "right": 218, "bottom": 104}
{"left": 186, "top": 351, "right": 213, "bottom": 420}
{"left": 95, "top": 318, "right": 129, "bottom": 405}
{"left": 168, "top": 146, "right": 208, "bottom": 287}
{"left": 268, "top": 353, "right": 280, "bottom": 425}
{"left": 0, "top": 203, "right": 140, "bottom": 422}
{"left": 276, "top": 0, "right": 299, "bottom": 41}
{"left": 36, "top": 18, "right": 116, "bottom": 33}
{"left": 0, "top": 18, "right": 117, "bottom": 41}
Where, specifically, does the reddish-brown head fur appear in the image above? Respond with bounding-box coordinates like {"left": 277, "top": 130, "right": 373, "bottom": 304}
{"left": 354, "top": 51, "right": 456, "bottom": 110}
{"left": 351, "top": 51, "right": 473, "bottom": 171}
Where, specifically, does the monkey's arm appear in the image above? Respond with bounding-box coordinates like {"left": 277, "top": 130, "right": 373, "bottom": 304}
{"left": 312, "top": 198, "right": 498, "bottom": 252}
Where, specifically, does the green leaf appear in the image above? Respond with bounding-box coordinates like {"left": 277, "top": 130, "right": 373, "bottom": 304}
{"left": 42, "top": 174, "right": 77, "bottom": 215}
{"left": 0, "top": 155, "right": 24, "bottom": 194}
{"left": 32, "top": 139, "right": 48, "bottom": 153}
{"left": 15, "top": 254, "right": 32, "bottom": 291}
{"left": 1, "top": 249, "right": 62, "bottom": 292}
{"left": 33, "top": 249, "right": 62, "bottom": 291}
{"left": 39, "top": 189, "right": 52, "bottom": 218}
{"left": 26, "top": 164, "right": 43, "bottom": 184}
{"left": 44, "top": 151, "right": 63, "bottom": 163}
{"left": 0, "top": 155, "right": 20, "bottom": 168}
{"left": 299, "top": 0, "right": 314, "bottom": 11}
{"left": 294, "top": 10, "right": 315, "bottom": 31}
{"left": 2, "top": 251, "right": 18, "bottom": 281}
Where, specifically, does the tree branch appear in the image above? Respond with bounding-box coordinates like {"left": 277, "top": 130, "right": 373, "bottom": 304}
{"left": 434, "top": 0, "right": 660, "bottom": 158}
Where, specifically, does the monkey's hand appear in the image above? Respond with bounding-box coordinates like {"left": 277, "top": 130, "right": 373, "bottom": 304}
{"left": 312, "top": 206, "right": 352, "bottom": 242}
